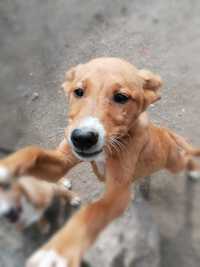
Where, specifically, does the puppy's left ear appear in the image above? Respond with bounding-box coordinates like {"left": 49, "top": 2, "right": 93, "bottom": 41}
{"left": 139, "top": 69, "right": 162, "bottom": 110}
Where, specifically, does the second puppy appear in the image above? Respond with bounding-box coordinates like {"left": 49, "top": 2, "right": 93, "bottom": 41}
{"left": 0, "top": 176, "right": 81, "bottom": 233}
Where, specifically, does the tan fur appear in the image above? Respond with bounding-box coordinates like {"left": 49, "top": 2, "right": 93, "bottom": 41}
{"left": 0, "top": 57, "right": 200, "bottom": 267}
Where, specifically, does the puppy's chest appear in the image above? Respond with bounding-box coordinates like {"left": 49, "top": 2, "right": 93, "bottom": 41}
{"left": 95, "top": 160, "right": 105, "bottom": 176}
{"left": 93, "top": 158, "right": 106, "bottom": 181}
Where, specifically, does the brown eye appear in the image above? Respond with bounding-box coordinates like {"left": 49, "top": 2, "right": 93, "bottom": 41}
{"left": 74, "top": 88, "right": 84, "bottom": 97}
{"left": 113, "top": 93, "right": 129, "bottom": 104}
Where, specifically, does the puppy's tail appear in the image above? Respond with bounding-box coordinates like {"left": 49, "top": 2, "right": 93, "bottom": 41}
{"left": 167, "top": 130, "right": 200, "bottom": 157}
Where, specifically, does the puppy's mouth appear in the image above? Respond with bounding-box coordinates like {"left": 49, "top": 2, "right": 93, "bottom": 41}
{"left": 68, "top": 116, "right": 106, "bottom": 160}
{"left": 74, "top": 149, "right": 103, "bottom": 159}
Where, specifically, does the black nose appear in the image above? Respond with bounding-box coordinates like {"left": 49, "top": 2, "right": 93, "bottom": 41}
{"left": 71, "top": 129, "right": 99, "bottom": 150}
{"left": 5, "top": 207, "right": 21, "bottom": 223}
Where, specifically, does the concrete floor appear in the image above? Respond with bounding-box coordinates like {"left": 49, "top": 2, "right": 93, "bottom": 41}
{"left": 0, "top": 0, "right": 200, "bottom": 266}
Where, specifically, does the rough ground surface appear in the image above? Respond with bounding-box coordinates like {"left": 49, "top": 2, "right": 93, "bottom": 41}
{"left": 85, "top": 193, "right": 160, "bottom": 267}
{"left": 0, "top": 0, "right": 200, "bottom": 266}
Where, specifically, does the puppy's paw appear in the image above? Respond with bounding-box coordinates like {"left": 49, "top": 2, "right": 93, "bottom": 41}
{"left": 70, "top": 196, "right": 81, "bottom": 207}
{"left": 60, "top": 178, "right": 72, "bottom": 190}
{"left": 187, "top": 170, "right": 200, "bottom": 181}
{"left": 0, "top": 166, "right": 12, "bottom": 185}
{"left": 26, "top": 250, "right": 68, "bottom": 267}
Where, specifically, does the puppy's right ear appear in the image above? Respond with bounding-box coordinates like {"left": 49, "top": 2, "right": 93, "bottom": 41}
{"left": 62, "top": 64, "right": 83, "bottom": 93}
{"left": 62, "top": 67, "right": 76, "bottom": 93}
{"left": 65, "top": 67, "right": 76, "bottom": 82}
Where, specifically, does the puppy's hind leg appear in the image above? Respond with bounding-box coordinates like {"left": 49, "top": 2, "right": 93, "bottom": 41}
{"left": 167, "top": 147, "right": 200, "bottom": 180}
{"left": 186, "top": 158, "right": 200, "bottom": 181}
{"left": 166, "top": 131, "right": 200, "bottom": 180}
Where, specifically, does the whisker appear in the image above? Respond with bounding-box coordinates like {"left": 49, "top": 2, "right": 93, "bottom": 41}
{"left": 107, "top": 132, "right": 131, "bottom": 159}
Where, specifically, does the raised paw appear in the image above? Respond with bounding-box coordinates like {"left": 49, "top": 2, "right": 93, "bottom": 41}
{"left": 26, "top": 250, "right": 68, "bottom": 267}
{"left": 60, "top": 178, "right": 72, "bottom": 190}
{"left": 70, "top": 196, "right": 81, "bottom": 207}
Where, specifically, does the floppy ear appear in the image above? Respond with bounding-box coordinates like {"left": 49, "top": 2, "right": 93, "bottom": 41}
{"left": 139, "top": 69, "right": 162, "bottom": 110}
{"left": 65, "top": 67, "right": 76, "bottom": 82}
{"left": 62, "top": 64, "right": 83, "bottom": 93}
{"left": 62, "top": 67, "right": 76, "bottom": 92}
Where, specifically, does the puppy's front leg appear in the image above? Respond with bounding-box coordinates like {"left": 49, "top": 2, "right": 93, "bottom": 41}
{"left": 26, "top": 162, "right": 132, "bottom": 267}
{"left": 0, "top": 140, "right": 79, "bottom": 184}
{"left": 54, "top": 182, "right": 81, "bottom": 207}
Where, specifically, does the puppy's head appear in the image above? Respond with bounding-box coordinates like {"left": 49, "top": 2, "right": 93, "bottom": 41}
{"left": 63, "top": 57, "right": 162, "bottom": 160}
{"left": 0, "top": 177, "right": 51, "bottom": 228}
{"left": 0, "top": 184, "right": 22, "bottom": 223}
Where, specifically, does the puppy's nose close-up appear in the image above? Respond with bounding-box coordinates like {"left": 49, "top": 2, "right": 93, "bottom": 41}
{"left": 5, "top": 207, "right": 21, "bottom": 223}
{"left": 71, "top": 129, "right": 99, "bottom": 150}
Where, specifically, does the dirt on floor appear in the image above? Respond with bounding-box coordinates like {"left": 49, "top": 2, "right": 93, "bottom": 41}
{"left": 0, "top": 0, "right": 200, "bottom": 266}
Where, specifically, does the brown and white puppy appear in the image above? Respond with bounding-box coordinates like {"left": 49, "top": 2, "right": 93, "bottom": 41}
{"left": 0, "top": 176, "right": 80, "bottom": 232}
{"left": 0, "top": 57, "right": 199, "bottom": 267}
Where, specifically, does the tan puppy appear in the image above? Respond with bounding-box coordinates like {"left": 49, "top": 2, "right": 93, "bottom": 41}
{"left": 0, "top": 57, "right": 199, "bottom": 267}
{"left": 0, "top": 176, "right": 80, "bottom": 232}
